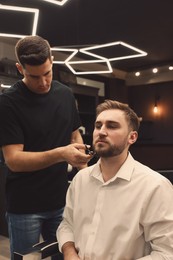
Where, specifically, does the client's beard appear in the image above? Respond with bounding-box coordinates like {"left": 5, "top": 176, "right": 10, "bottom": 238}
{"left": 93, "top": 142, "right": 127, "bottom": 158}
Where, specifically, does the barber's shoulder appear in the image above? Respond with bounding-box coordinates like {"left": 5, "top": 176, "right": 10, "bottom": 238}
{"left": 1, "top": 81, "right": 20, "bottom": 95}
{"left": 52, "top": 80, "right": 73, "bottom": 94}
{"left": 53, "top": 80, "right": 70, "bottom": 89}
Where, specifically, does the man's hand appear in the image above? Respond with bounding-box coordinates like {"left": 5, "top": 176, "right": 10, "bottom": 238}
{"left": 62, "top": 242, "right": 80, "bottom": 260}
{"left": 61, "top": 143, "right": 93, "bottom": 169}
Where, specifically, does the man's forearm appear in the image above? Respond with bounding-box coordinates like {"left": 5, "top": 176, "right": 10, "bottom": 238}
{"left": 2, "top": 143, "right": 91, "bottom": 172}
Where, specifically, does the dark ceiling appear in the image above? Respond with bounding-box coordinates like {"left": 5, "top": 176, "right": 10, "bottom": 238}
{"left": 1, "top": 0, "right": 173, "bottom": 73}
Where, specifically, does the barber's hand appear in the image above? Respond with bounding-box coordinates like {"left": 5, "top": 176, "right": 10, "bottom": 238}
{"left": 62, "top": 143, "right": 93, "bottom": 169}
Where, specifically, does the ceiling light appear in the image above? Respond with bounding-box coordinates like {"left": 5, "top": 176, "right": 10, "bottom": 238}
{"left": 135, "top": 72, "right": 140, "bottom": 76}
{"left": 65, "top": 48, "right": 113, "bottom": 75}
{"left": 51, "top": 47, "right": 78, "bottom": 64}
{"left": 0, "top": 5, "right": 39, "bottom": 38}
{"left": 51, "top": 40, "right": 147, "bottom": 75}
{"left": 152, "top": 68, "right": 158, "bottom": 73}
{"left": 51, "top": 46, "right": 113, "bottom": 75}
{"left": 80, "top": 41, "right": 147, "bottom": 61}
{"left": 65, "top": 59, "right": 113, "bottom": 75}
{"left": 169, "top": 66, "right": 173, "bottom": 70}
{"left": 41, "top": 0, "right": 69, "bottom": 6}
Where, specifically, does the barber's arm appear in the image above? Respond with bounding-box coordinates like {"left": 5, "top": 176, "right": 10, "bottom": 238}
{"left": 71, "top": 129, "right": 84, "bottom": 144}
{"left": 70, "top": 128, "right": 90, "bottom": 169}
{"left": 2, "top": 140, "right": 92, "bottom": 172}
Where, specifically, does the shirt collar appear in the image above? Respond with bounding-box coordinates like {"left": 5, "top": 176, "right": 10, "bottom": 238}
{"left": 90, "top": 153, "right": 135, "bottom": 184}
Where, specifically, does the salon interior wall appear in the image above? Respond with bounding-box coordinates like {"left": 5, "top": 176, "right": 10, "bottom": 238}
{"left": 0, "top": 41, "right": 16, "bottom": 60}
{"left": 0, "top": 40, "right": 19, "bottom": 86}
{"left": 128, "top": 81, "right": 173, "bottom": 144}
{"left": 104, "top": 76, "right": 173, "bottom": 170}
{"left": 128, "top": 81, "right": 173, "bottom": 170}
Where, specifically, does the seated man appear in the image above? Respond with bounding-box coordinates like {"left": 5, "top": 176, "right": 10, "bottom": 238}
{"left": 57, "top": 99, "right": 173, "bottom": 260}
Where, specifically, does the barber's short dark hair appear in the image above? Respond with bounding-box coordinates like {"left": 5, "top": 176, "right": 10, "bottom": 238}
{"left": 15, "top": 35, "right": 52, "bottom": 67}
{"left": 96, "top": 99, "right": 140, "bottom": 132}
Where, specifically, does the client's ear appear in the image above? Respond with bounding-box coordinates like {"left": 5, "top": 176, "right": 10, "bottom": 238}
{"left": 129, "top": 131, "right": 138, "bottom": 145}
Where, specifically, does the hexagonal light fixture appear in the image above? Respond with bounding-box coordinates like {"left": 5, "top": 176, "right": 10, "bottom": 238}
{"left": 51, "top": 41, "right": 147, "bottom": 75}
{"left": 80, "top": 41, "right": 147, "bottom": 61}
{"left": 0, "top": 5, "right": 39, "bottom": 38}
{"left": 41, "top": 0, "right": 70, "bottom": 6}
{"left": 65, "top": 59, "right": 113, "bottom": 75}
{"left": 51, "top": 47, "right": 113, "bottom": 75}
{"left": 51, "top": 47, "right": 78, "bottom": 64}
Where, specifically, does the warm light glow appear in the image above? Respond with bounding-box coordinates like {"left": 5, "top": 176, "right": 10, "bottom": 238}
{"left": 135, "top": 72, "right": 140, "bottom": 76}
{"left": 152, "top": 68, "right": 158, "bottom": 73}
{"left": 0, "top": 5, "right": 39, "bottom": 38}
{"left": 153, "top": 94, "right": 160, "bottom": 115}
{"left": 41, "top": 0, "right": 69, "bottom": 6}
{"left": 169, "top": 66, "right": 173, "bottom": 70}
{"left": 153, "top": 105, "right": 158, "bottom": 113}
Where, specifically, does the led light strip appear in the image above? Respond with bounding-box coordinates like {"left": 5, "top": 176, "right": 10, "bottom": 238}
{"left": 51, "top": 47, "right": 78, "bottom": 64}
{"left": 65, "top": 59, "right": 113, "bottom": 75}
{"left": 51, "top": 47, "right": 112, "bottom": 74}
{"left": 41, "top": 0, "right": 69, "bottom": 6}
{"left": 80, "top": 41, "right": 147, "bottom": 61}
{"left": 0, "top": 5, "right": 39, "bottom": 38}
{"left": 52, "top": 41, "right": 147, "bottom": 74}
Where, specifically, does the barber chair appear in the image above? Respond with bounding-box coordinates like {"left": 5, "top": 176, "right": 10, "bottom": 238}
{"left": 13, "top": 240, "right": 62, "bottom": 259}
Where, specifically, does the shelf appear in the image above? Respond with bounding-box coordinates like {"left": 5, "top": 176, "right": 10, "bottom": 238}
{"left": 71, "top": 84, "right": 99, "bottom": 145}
{"left": 71, "top": 84, "right": 99, "bottom": 97}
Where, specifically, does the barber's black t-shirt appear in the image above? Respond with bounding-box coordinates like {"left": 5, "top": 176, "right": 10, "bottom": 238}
{"left": 0, "top": 80, "right": 81, "bottom": 213}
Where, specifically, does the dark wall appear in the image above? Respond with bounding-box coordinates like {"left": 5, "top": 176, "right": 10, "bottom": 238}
{"left": 130, "top": 143, "right": 173, "bottom": 170}
{"left": 106, "top": 78, "right": 173, "bottom": 144}
{"left": 128, "top": 81, "right": 173, "bottom": 144}
{"left": 105, "top": 78, "right": 173, "bottom": 170}
{"left": 128, "top": 81, "right": 173, "bottom": 170}
{"left": 105, "top": 77, "right": 128, "bottom": 103}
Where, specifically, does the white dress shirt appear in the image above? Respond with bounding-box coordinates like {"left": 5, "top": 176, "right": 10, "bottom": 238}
{"left": 57, "top": 153, "right": 173, "bottom": 260}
